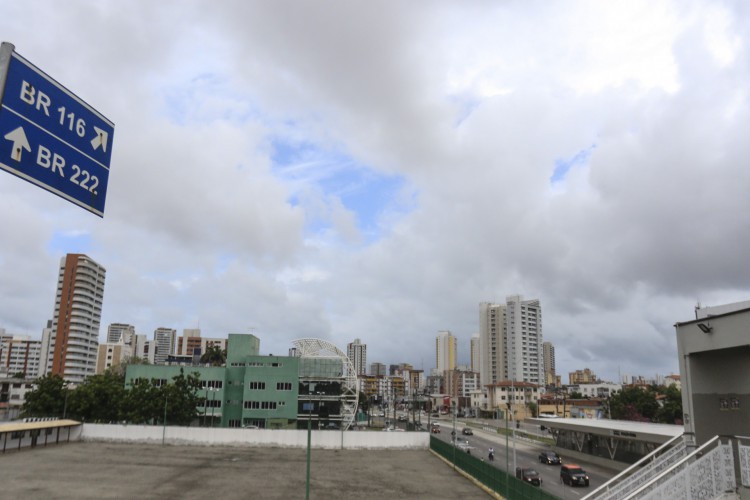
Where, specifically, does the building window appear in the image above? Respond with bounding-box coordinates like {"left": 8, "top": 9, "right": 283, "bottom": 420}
{"left": 244, "top": 401, "right": 260, "bottom": 409}
{"left": 276, "top": 382, "right": 293, "bottom": 391}
{"left": 228, "top": 419, "right": 241, "bottom": 428}
{"left": 248, "top": 381, "right": 266, "bottom": 390}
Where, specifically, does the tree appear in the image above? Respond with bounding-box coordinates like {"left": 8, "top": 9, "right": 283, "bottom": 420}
{"left": 67, "top": 370, "right": 127, "bottom": 422}
{"left": 569, "top": 391, "right": 584, "bottom": 399}
{"left": 609, "top": 386, "right": 660, "bottom": 422}
{"left": 200, "top": 345, "right": 226, "bottom": 367}
{"left": 527, "top": 401, "right": 538, "bottom": 418}
{"left": 122, "top": 377, "right": 164, "bottom": 424}
{"left": 655, "top": 385, "right": 683, "bottom": 424}
{"left": 22, "top": 374, "right": 67, "bottom": 418}
{"left": 164, "top": 369, "right": 203, "bottom": 426}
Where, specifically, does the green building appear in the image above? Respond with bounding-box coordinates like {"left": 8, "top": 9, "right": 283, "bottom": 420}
{"left": 125, "top": 334, "right": 299, "bottom": 429}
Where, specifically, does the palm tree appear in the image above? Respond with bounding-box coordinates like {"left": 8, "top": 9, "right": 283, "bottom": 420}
{"left": 200, "top": 345, "right": 226, "bottom": 366}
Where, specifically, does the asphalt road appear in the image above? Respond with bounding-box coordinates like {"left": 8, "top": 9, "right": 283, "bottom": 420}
{"left": 431, "top": 418, "right": 617, "bottom": 499}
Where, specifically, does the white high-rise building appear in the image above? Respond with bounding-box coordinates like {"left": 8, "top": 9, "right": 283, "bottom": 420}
{"left": 435, "top": 330, "right": 457, "bottom": 375}
{"left": 0, "top": 335, "right": 42, "bottom": 378}
{"left": 153, "top": 327, "right": 177, "bottom": 365}
{"left": 107, "top": 323, "right": 135, "bottom": 344}
{"left": 346, "top": 338, "right": 367, "bottom": 376}
{"left": 479, "top": 295, "right": 544, "bottom": 387}
{"left": 45, "top": 254, "right": 106, "bottom": 384}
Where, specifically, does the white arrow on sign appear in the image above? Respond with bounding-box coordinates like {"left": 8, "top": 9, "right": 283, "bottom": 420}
{"left": 90, "top": 126, "right": 109, "bottom": 153}
{"left": 4, "top": 126, "right": 31, "bottom": 162}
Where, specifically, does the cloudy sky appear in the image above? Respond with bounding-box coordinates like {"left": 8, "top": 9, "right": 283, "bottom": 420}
{"left": 1, "top": 1, "right": 748, "bottom": 383}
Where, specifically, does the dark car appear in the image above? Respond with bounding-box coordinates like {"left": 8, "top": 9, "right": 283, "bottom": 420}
{"left": 461, "top": 427, "right": 473, "bottom": 435}
{"left": 431, "top": 426, "right": 441, "bottom": 434}
{"left": 539, "top": 450, "right": 562, "bottom": 465}
{"left": 515, "top": 467, "right": 542, "bottom": 487}
{"left": 560, "top": 464, "right": 590, "bottom": 487}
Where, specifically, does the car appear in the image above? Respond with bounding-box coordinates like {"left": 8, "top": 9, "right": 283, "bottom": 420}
{"left": 515, "top": 467, "right": 542, "bottom": 487}
{"left": 539, "top": 450, "right": 562, "bottom": 465}
{"left": 560, "top": 464, "right": 590, "bottom": 487}
{"left": 461, "top": 428, "right": 473, "bottom": 435}
{"left": 431, "top": 426, "right": 441, "bottom": 434}
{"left": 397, "top": 415, "right": 408, "bottom": 422}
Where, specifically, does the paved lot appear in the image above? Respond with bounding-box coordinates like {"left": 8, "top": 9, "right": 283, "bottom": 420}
{"left": 2, "top": 442, "right": 490, "bottom": 500}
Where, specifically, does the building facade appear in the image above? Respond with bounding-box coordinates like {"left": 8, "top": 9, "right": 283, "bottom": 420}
{"left": 435, "top": 330, "right": 457, "bottom": 375}
{"left": 543, "top": 341, "right": 556, "bottom": 387}
{"left": 153, "top": 328, "right": 177, "bottom": 365}
{"left": 470, "top": 334, "right": 480, "bottom": 374}
{"left": 107, "top": 323, "right": 135, "bottom": 344}
{"left": 45, "top": 254, "right": 106, "bottom": 384}
{"left": 346, "top": 338, "right": 367, "bottom": 376}
{"left": 0, "top": 335, "right": 42, "bottom": 379}
{"left": 480, "top": 295, "right": 544, "bottom": 388}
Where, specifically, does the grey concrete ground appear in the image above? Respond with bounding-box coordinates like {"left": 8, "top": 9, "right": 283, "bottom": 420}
{"left": 1, "top": 442, "right": 490, "bottom": 500}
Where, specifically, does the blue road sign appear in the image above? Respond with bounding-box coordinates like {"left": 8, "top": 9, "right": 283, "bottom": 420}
{"left": 0, "top": 43, "right": 114, "bottom": 217}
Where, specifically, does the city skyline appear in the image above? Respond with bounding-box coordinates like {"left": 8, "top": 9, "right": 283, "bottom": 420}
{"left": 4, "top": 2, "right": 746, "bottom": 384}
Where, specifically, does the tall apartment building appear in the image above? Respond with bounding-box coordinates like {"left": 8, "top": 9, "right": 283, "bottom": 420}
{"left": 107, "top": 323, "right": 135, "bottom": 344}
{"left": 175, "top": 328, "right": 227, "bottom": 358}
{"left": 470, "top": 334, "right": 480, "bottom": 374}
{"left": 569, "top": 368, "right": 598, "bottom": 385}
{"left": 346, "top": 338, "right": 367, "bottom": 375}
{"left": 370, "top": 362, "right": 386, "bottom": 377}
{"left": 45, "top": 254, "right": 106, "bottom": 384}
{"left": 435, "top": 330, "right": 457, "bottom": 374}
{"left": 543, "top": 341, "right": 556, "bottom": 387}
{"left": 95, "top": 341, "right": 133, "bottom": 374}
{"left": 153, "top": 327, "right": 177, "bottom": 365}
{"left": 479, "top": 295, "right": 544, "bottom": 387}
{"left": 0, "top": 335, "right": 42, "bottom": 378}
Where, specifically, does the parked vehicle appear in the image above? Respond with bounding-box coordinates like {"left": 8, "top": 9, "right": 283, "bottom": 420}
{"left": 515, "top": 467, "right": 542, "bottom": 487}
{"left": 560, "top": 464, "right": 590, "bottom": 487}
{"left": 461, "top": 427, "right": 473, "bottom": 435}
{"left": 538, "top": 450, "right": 562, "bottom": 465}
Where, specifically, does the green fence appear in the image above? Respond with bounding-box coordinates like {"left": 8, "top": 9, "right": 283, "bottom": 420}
{"left": 430, "top": 437, "right": 559, "bottom": 500}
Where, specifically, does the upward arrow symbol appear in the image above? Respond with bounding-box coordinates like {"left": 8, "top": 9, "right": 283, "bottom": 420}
{"left": 4, "top": 127, "right": 31, "bottom": 162}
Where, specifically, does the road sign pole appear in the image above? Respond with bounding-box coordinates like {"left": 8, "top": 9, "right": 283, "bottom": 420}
{"left": 0, "top": 42, "right": 14, "bottom": 104}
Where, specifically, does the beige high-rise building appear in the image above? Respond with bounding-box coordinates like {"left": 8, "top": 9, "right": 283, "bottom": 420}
{"left": 45, "top": 254, "right": 106, "bottom": 384}
{"left": 435, "top": 330, "right": 457, "bottom": 375}
{"left": 470, "top": 334, "right": 480, "bottom": 374}
{"left": 543, "top": 341, "right": 556, "bottom": 387}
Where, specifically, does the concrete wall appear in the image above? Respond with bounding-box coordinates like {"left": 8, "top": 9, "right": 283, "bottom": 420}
{"left": 80, "top": 424, "right": 429, "bottom": 449}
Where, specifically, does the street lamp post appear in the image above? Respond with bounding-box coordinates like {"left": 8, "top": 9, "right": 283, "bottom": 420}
{"left": 162, "top": 393, "right": 168, "bottom": 446}
{"left": 452, "top": 401, "right": 457, "bottom": 469}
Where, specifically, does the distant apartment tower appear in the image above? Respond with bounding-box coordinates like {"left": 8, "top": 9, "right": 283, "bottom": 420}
{"left": 107, "top": 323, "right": 135, "bottom": 344}
{"left": 346, "top": 338, "right": 367, "bottom": 375}
{"left": 370, "top": 362, "right": 386, "bottom": 377}
{"left": 543, "top": 341, "right": 556, "bottom": 386}
{"left": 1, "top": 335, "right": 42, "bottom": 378}
{"left": 46, "top": 254, "right": 106, "bottom": 384}
{"left": 175, "top": 329, "right": 227, "bottom": 358}
{"left": 96, "top": 341, "right": 133, "bottom": 374}
{"left": 479, "top": 295, "right": 544, "bottom": 387}
{"left": 153, "top": 328, "right": 177, "bottom": 365}
{"left": 470, "top": 334, "right": 480, "bottom": 374}
{"left": 435, "top": 330, "right": 457, "bottom": 374}
{"left": 569, "top": 368, "right": 598, "bottom": 385}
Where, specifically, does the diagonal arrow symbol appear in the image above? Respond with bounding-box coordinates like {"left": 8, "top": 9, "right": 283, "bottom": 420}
{"left": 4, "top": 126, "right": 31, "bottom": 162}
{"left": 90, "top": 126, "right": 108, "bottom": 153}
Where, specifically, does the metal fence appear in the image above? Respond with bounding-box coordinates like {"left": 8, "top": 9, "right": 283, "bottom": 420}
{"left": 430, "top": 436, "right": 559, "bottom": 500}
